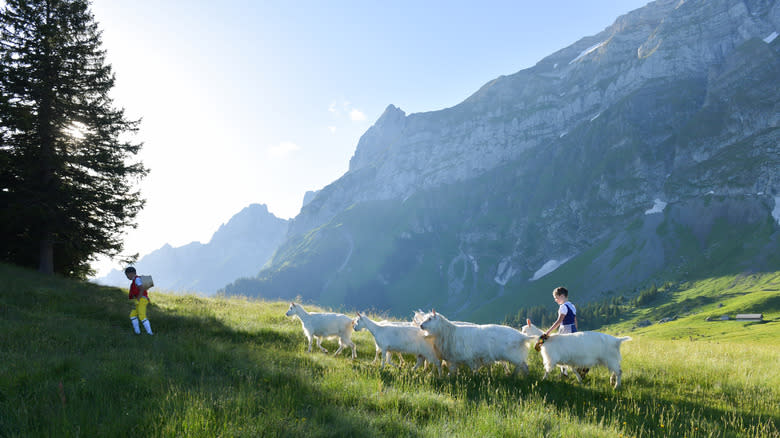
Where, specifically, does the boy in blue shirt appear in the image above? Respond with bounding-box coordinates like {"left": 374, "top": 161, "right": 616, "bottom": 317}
{"left": 543, "top": 286, "right": 577, "bottom": 337}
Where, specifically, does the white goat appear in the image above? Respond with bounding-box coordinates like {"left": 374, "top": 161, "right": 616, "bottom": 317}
{"left": 418, "top": 310, "right": 533, "bottom": 376}
{"left": 371, "top": 320, "right": 416, "bottom": 365}
{"left": 413, "top": 310, "right": 476, "bottom": 327}
{"left": 353, "top": 313, "right": 441, "bottom": 374}
{"left": 413, "top": 310, "right": 484, "bottom": 372}
{"left": 521, "top": 320, "right": 631, "bottom": 389}
{"left": 285, "top": 302, "right": 356, "bottom": 359}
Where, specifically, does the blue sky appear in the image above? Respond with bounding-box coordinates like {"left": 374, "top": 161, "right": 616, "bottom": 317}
{"left": 89, "top": 0, "right": 649, "bottom": 276}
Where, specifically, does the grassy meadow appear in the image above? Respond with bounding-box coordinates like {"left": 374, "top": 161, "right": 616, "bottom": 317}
{"left": 0, "top": 263, "right": 778, "bottom": 437}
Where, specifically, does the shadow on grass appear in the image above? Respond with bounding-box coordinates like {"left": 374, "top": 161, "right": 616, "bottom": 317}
{"left": 532, "top": 375, "right": 777, "bottom": 437}
{"left": 369, "top": 359, "right": 778, "bottom": 438}
{"left": 0, "top": 270, "right": 421, "bottom": 438}
{"left": 136, "top": 305, "right": 422, "bottom": 437}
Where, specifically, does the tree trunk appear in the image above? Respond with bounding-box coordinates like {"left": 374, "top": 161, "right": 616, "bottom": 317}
{"left": 39, "top": 237, "right": 54, "bottom": 274}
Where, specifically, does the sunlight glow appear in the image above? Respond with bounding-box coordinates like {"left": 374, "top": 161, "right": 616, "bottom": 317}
{"left": 64, "top": 121, "right": 88, "bottom": 139}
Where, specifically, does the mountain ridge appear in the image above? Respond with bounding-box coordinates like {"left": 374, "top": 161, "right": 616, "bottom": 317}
{"left": 224, "top": 0, "right": 777, "bottom": 322}
{"left": 290, "top": 0, "right": 778, "bottom": 239}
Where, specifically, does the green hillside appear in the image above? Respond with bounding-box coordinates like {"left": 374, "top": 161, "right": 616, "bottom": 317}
{"left": 1, "top": 263, "right": 778, "bottom": 437}
{"left": 604, "top": 272, "right": 780, "bottom": 341}
{"left": 226, "top": 179, "right": 779, "bottom": 324}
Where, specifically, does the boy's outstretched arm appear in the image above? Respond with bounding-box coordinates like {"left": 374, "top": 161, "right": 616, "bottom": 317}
{"left": 545, "top": 314, "right": 566, "bottom": 337}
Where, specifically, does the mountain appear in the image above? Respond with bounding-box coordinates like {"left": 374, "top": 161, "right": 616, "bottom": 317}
{"left": 97, "top": 204, "right": 288, "bottom": 294}
{"left": 224, "top": 0, "right": 780, "bottom": 322}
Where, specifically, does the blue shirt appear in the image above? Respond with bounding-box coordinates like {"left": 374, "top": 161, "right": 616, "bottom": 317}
{"left": 559, "top": 301, "right": 576, "bottom": 330}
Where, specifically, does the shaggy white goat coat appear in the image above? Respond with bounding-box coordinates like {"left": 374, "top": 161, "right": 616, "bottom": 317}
{"left": 285, "top": 303, "right": 356, "bottom": 358}
{"left": 419, "top": 311, "right": 533, "bottom": 376}
{"left": 521, "top": 321, "right": 631, "bottom": 388}
{"left": 353, "top": 314, "right": 441, "bottom": 373}
{"left": 371, "top": 320, "right": 417, "bottom": 365}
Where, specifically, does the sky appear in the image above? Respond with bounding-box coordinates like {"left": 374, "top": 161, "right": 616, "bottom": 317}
{"left": 88, "top": 0, "right": 650, "bottom": 277}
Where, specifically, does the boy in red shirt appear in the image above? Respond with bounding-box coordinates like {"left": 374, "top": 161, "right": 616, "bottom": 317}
{"left": 125, "top": 267, "right": 153, "bottom": 335}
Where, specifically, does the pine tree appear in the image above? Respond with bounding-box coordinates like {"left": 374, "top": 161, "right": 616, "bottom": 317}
{"left": 0, "top": 0, "right": 147, "bottom": 277}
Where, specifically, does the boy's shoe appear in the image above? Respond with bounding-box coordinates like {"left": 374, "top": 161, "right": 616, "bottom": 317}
{"left": 142, "top": 319, "right": 153, "bottom": 335}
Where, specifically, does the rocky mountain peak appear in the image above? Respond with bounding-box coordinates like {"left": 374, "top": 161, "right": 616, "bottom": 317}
{"left": 348, "top": 104, "right": 407, "bottom": 172}
{"left": 292, "top": 0, "right": 779, "bottom": 240}
{"left": 226, "top": 0, "right": 779, "bottom": 322}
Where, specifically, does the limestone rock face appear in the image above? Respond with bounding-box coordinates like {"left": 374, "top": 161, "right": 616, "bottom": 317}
{"left": 229, "top": 0, "right": 780, "bottom": 321}
{"left": 292, "top": 0, "right": 779, "bottom": 240}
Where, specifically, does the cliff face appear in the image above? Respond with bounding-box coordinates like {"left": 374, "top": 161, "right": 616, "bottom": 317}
{"left": 290, "top": 0, "right": 779, "bottom": 237}
{"left": 228, "top": 0, "right": 780, "bottom": 321}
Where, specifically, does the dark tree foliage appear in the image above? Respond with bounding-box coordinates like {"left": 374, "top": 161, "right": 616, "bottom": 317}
{"left": 0, "top": 0, "right": 146, "bottom": 277}
{"left": 503, "top": 304, "right": 557, "bottom": 329}
{"left": 504, "top": 284, "right": 666, "bottom": 330}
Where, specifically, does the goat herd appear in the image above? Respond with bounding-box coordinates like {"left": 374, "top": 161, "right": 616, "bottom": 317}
{"left": 285, "top": 302, "right": 632, "bottom": 389}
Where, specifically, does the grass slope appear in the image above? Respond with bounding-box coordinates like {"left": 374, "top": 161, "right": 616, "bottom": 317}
{"left": 606, "top": 272, "right": 780, "bottom": 341}
{"left": 1, "top": 263, "right": 778, "bottom": 437}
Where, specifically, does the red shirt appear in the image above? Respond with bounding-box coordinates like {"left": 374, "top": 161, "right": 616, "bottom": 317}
{"left": 128, "top": 275, "right": 149, "bottom": 300}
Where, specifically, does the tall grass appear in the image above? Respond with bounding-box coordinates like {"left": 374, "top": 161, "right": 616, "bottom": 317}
{"left": 0, "top": 264, "right": 777, "bottom": 437}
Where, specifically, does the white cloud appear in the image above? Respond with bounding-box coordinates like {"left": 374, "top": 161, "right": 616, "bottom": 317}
{"left": 328, "top": 99, "right": 367, "bottom": 122}
{"left": 350, "top": 109, "right": 366, "bottom": 121}
{"left": 266, "top": 141, "right": 300, "bottom": 158}
{"left": 328, "top": 99, "right": 350, "bottom": 115}
{"left": 328, "top": 126, "right": 337, "bottom": 134}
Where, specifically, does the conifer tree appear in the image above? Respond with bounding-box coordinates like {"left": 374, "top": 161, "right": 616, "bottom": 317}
{"left": 0, "top": 0, "right": 146, "bottom": 277}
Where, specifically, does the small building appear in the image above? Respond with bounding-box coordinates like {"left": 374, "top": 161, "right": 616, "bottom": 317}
{"left": 719, "top": 315, "right": 730, "bottom": 321}
{"left": 735, "top": 313, "right": 763, "bottom": 321}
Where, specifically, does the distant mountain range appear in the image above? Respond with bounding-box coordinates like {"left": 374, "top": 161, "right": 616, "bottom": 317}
{"left": 96, "top": 204, "right": 288, "bottom": 294}
{"left": 220, "top": 0, "right": 779, "bottom": 322}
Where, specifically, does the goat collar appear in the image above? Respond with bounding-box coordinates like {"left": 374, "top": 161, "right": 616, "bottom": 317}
{"left": 534, "top": 333, "right": 549, "bottom": 352}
